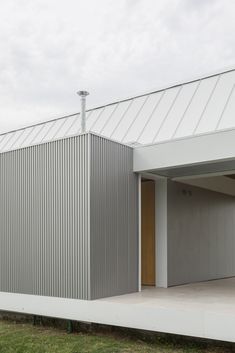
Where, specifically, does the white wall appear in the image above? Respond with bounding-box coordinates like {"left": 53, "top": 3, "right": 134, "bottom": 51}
{"left": 167, "top": 180, "right": 235, "bottom": 286}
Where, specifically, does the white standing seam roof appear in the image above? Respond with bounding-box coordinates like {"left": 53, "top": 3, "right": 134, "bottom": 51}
{"left": 1, "top": 67, "right": 235, "bottom": 153}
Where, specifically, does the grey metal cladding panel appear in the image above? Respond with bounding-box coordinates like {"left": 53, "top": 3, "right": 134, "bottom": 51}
{"left": 0, "top": 135, "right": 90, "bottom": 299}
{"left": 167, "top": 180, "right": 235, "bottom": 286}
{"left": 89, "top": 135, "right": 138, "bottom": 299}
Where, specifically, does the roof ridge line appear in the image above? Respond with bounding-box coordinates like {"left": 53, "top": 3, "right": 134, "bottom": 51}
{"left": 85, "top": 65, "right": 235, "bottom": 111}
{"left": 1, "top": 64, "right": 235, "bottom": 137}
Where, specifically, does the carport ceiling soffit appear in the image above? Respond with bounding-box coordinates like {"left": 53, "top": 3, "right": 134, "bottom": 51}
{"left": 149, "top": 160, "right": 235, "bottom": 178}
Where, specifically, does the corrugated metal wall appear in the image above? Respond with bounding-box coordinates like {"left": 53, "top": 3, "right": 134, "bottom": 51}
{"left": 90, "top": 135, "right": 138, "bottom": 299}
{"left": 167, "top": 180, "right": 235, "bottom": 286}
{"left": 0, "top": 133, "right": 138, "bottom": 300}
{"left": 0, "top": 135, "right": 90, "bottom": 299}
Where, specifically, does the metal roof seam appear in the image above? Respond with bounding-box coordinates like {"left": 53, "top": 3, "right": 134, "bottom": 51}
{"left": 2, "top": 67, "right": 235, "bottom": 152}
{"left": 89, "top": 106, "right": 106, "bottom": 132}
{"left": 1, "top": 130, "right": 16, "bottom": 151}
{"left": 172, "top": 80, "right": 202, "bottom": 139}
{"left": 0, "top": 131, "right": 17, "bottom": 150}
{"left": 35, "top": 124, "right": 50, "bottom": 145}
{"left": 0, "top": 133, "right": 8, "bottom": 148}
{"left": 215, "top": 84, "right": 235, "bottom": 131}
{"left": 0, "top": 134, "right": 4, "bottom": 144}
{"left": 0, "top": 135, "right": 6, "bottom": 148}
{"left": 82, "top": 65, "right": 235, "bottom": 114}
{"left": 152, "top": 85, "right": 183, "bottom": 143}
{"left": 99, "top": 102, "right": 119, "bottom": 135}
{"left": 41, "top": 120, "right": 58, "bottom": 143}
{"left": 63, "top": 115, "right": 79, "bottom": 137}
{"left": 0, "top": 112, "right": 79, "bottom": 138}
{"left": 28, "top": 123, "right": 47, "bottom": 146}
{"left": 1, "top": 66, "right": 235, "bottom": 141}
{"left": 121, "top": 94, "right": 150, "bottom": 142}
{"left": 193, "top": 74, "right": 221, "bottom": 135}
{"left": 17, "top": 127, "right": 34, "bottom": 149}
{"left": 96, "top": 104, "right": 117, "bottom": 134}
{"left": 10, "top": 129, "right": 27, "bottom": 150}
{"left": 109, "top": 99, "right": 134, "bottom": 139}
{"left": 50, "top": 117, "right": 68, "bottom": 140}
{"left": 136, "top": 90, "right": 166, "bottom": 142}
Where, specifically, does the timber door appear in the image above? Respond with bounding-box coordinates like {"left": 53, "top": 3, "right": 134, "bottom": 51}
{"left": 141, "top": 180, "right": 155, "bottom": 286}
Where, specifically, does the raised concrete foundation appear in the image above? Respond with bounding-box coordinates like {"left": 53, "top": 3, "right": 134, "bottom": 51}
{"left": 0, "top": 278, "right": 235, "bottom": 343}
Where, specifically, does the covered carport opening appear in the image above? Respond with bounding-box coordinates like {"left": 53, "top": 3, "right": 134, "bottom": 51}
{"left": 134, "top": 128, "right": 235, "bottom": 288}
{"left": 166, "top": 171, "right": 235, "bottom": 287}
{"left": 140, "top": 168, "right": 235, "bottom": 289}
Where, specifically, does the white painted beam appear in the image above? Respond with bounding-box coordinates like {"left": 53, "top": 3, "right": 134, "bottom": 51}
{"left": 155, "top": 179, "right": 168, "bottom": 288}
{"left": 133, "top": 129, "right": 235, "bottom": 172}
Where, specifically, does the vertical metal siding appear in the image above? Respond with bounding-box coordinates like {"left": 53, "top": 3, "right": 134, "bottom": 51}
{"left": 90, "top": 135, "right": 138, "bottom": 299}
{"left": 167, "top": 180, "right": 235, "bottom": 286}
{"left": 0, "top": 135, "right": 90, "bottom": 299}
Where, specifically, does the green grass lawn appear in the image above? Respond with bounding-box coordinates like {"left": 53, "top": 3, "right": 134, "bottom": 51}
{"left": 0, "top": 319, "right": 234, "bottom": 353}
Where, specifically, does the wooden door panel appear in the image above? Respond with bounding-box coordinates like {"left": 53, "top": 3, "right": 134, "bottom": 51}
{"left": 141, "top": 180, "right": 155, "bottom": 286}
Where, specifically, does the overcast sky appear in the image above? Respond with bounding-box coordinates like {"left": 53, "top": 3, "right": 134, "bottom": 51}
{"left": 0, "top": 0, "right": 235, "bottom": 133}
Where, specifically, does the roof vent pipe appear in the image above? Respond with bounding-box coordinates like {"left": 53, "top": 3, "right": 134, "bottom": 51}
{"left": 77, "top": 90, "right": 89, "bottom": 133}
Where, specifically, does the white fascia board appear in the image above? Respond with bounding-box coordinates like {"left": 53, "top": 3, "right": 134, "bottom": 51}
{"left": 133, "top": 129, "right": 235, "bottom": 172}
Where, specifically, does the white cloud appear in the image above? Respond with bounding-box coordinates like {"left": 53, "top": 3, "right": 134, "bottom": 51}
{"left": 0, "top": 0, "right": 235, "bottom": 132}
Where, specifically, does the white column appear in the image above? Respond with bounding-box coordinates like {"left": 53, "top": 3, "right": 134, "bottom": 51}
{"left": 155, "top": 178, "right": 168, "bottom": 288}
{"left": 138, "top": 174, "right": 142, "bottom": 292}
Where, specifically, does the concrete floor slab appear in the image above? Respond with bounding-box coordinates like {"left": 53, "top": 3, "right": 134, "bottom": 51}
{"left": 0, "top": 278, "right": 235, "bottom": 343}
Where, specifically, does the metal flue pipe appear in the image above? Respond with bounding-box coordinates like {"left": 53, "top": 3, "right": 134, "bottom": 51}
{"left": 77, "top": 90, "right": 89, "bottom": 133}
